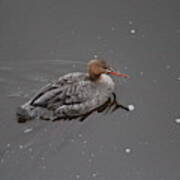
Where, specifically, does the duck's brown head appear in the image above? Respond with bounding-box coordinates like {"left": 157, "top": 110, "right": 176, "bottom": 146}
{"left": 87, "top": 59, "right": 129, "bottom": 81}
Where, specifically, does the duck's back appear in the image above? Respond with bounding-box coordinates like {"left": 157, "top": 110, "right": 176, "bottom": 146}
{"left": 30, "top": 72, "right": 90, "bottom": 107}
{"left": 17, "top": 72, "right": 111, "bottom": 122}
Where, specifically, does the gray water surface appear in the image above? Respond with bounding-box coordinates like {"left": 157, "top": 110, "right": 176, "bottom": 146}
{"left": 0, "top": 0, "right": 180, "bottom": 180}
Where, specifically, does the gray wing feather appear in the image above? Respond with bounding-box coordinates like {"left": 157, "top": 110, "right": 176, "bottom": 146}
{"left": 29, "top": 72, "right": 90, "bottom": 108}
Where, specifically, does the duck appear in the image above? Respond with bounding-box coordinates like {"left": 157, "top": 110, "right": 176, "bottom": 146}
{"left": 16, "top": 59, "right": 129, "bottom": 122}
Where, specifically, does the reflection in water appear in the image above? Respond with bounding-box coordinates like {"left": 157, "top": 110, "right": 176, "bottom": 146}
{"left": 17, "top": 92, "right": 129, "bottom": 123}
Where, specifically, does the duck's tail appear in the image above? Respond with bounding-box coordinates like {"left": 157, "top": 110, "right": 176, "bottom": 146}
{"left": 16, "top": 103, "right": 35, "bottom": 123}
{"left": 16, "top": 103, "right": 56, "bottom": 123}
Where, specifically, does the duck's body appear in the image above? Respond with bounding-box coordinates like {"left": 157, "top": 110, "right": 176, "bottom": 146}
{"left": 17, "top": 59, "right": 129, "bottom": 122}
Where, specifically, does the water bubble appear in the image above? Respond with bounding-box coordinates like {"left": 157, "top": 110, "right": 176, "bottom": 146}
{"left": 94, "top": 55, "right": 98, "bottom": 59}
{"left": 175, "top": 118, "right": 180, "bottom": 124}
{"left": 24, "top": 128, "right": 33, "bottom": 133}
{"left": 125, "top": 148, "right": 132, "bottom": 154}
{"left": 6, "top": 144, "right": 11, "bottom": 148}
{"left": 92, "top": 172, "right": 97, "bottom": 178}
{"left": 19, "top": 145, "right": 24, "bottom": 149}
{"left": 130, "top": 29, "right": 136, "bottom": 35}
{"left": 128, "top": 104, "right": 135, "bottom": 111}
{"left": 75, "top": 174, "right": 80, "bottom": 179}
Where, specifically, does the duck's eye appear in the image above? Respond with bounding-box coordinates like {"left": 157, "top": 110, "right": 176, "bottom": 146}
{"left": 104, "top": 66, "right": 110, "bottom": 70}
{"left": 103, "top": 65, "right": 108, "bottom": 69}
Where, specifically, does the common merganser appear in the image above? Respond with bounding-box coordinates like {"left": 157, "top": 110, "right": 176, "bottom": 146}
{"left": 17, "top": 59, "right": 129, "bottom": 123}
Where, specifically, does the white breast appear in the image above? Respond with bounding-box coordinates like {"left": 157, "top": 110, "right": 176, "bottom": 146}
{"left": 100, "top": 74, "right": 114, "bottom": 87}
{"left": 98, "top": 74, "right": 115, "bottom": 94}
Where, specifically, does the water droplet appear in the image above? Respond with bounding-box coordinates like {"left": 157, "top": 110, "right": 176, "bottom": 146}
{"left": 83, "top": 140, "right": 87, "bottom": 144}
{"left": 125, "top": 148, "right": 132, "bottom": 154}
{"left": 19, "top": 145, "right": 24, "bottom": 149}
{"left": 92, "top": 173, "right": 97, "bottom": 178}
{"left": 175, "top": 118, "right": 180, "bottom": 124}
{"left": 128, "top": 105, "right": 135, "bottom": 111}
{"left": 130, "top": 29, "right": 136, "bottom": 34}
{"left": 94, "top": 55, "right": 98, "bottom": 59}
{"left": 6, "top": 144, "right": 11, "bottom": 148}
{"left": 76, "top": 174, "right": 80, "bottom": 179}
{"left": 24, "top": 128, "right": 33, "bottom": 133}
